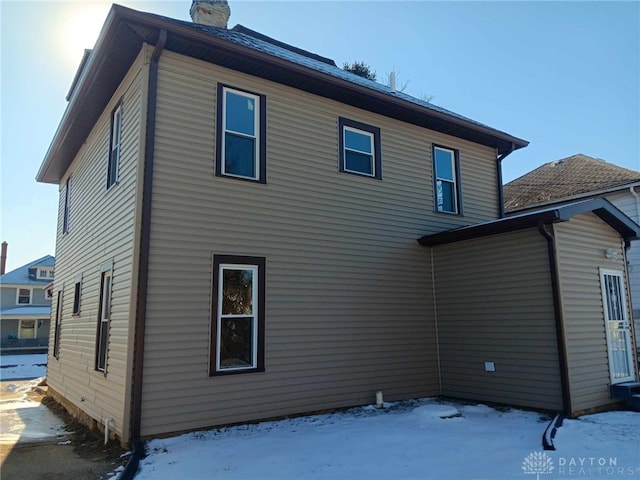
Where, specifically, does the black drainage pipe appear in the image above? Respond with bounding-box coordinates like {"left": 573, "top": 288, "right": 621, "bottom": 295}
{"left": 542, "top": 413, "right": 565, "bottom": 450}
{"left": 117, "top": 439, "right": 145, "bottom": 480}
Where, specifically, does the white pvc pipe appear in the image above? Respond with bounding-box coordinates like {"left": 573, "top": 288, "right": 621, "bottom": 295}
{"left": 104, "top": 417, "right": 113, "bottom": 445}
{"left": 376, "top": 391, "right": 384, "bottom": 409}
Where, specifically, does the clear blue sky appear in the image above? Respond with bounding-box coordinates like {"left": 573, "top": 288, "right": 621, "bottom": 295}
{"left": 1, "top": 0, "right": 639, "bottom": 271}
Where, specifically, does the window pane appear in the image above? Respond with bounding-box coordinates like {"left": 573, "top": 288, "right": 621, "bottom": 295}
{"left": 437, "top": 180, "right": 456, "bottom": 212}
{"left": 225, "top": 133, "right": 256, "bottom": 178}
{"left": 220, "top": 317, "right": 253, "bottom": 368}
{"left": 97, "top": 321, "right": 109, "bottom": 370}
{"left": 20, "top": 320, "right": 35, "bottom": 339}
{"left": 222, "top": 269, "right": 253, "bottom": 315}
{"left": 435, "top": 149, "right": 454, "bottom": 181}
{"left": 225, "top": 91, "right": 256, "bottom": 136}
{"left": 18, "top": 289, "right": 30, "bottom": 304}
{"left": 345, "top": 150, "right": 374, "bottom": 175}
{"left": 344, "top": 129, "right": 372, "bottom": 154}
{"left": 102, "top": 275, "right": 112, "bottom": 320}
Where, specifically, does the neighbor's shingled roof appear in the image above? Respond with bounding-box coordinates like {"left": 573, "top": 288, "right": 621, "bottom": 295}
{"left": 504, "top": 154, "right": 640, "bottom": 211}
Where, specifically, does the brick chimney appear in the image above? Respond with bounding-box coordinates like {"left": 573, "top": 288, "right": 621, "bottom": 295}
{"left": 190, "top": 0, "right": 231, "bottom": 28}
{"left": 1, "top": 242, "right": 7, "bottom": 275}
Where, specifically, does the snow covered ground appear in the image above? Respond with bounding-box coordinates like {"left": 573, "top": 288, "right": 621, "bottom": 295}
{"left": 0, "top": 354, "right": 47, "bottom": 380}
{"left": 135, "top": 399, "right": 640, "bottom": 480}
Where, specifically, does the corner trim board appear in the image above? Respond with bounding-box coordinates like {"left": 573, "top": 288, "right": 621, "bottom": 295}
{"left": 131, "top": 28, "right": 167, "bottom": 443}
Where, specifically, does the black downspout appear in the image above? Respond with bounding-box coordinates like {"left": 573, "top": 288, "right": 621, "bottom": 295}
{"left": 537, "top": 221, "right": 572, "bottom": 417}
{"left": 120, "top": 29, "right": 167, "bottom": 480}
{"left": 496, "top": 143, "right": 516, "bottom": 218}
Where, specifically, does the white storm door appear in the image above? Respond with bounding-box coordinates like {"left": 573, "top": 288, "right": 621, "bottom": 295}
{"left": 600, "top": 269, "right": 635, "bottom": 383}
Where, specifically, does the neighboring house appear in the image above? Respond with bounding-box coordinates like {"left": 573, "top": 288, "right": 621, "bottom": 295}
{"left": 504, "top": 154, "right": 640, "bottom": 348}
{"left": 0, "top": 255, "right": 55, "bottom": 352}
{"left": 35, "top": 1, "right": 639, "bottom": 446}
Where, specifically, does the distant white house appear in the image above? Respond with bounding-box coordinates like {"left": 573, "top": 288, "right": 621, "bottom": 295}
{"left": 0, "top": 255, "right": 55, "bottom": 352}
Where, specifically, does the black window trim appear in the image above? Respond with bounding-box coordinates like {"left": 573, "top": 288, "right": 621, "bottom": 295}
{"left": 432, "top": 143, "right": 463, "bottom": 216}
{"left": 338, "top": 117, "right": 382, "bottom": 180}
{"left": 215, "top": 83, "right": 267, "bottom": 184}
{"left": 210, "top": 254, "right": 266, "bottom": 376}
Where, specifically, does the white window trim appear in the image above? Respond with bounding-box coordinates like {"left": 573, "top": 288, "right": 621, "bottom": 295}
{"left": 342, "top": 126, "right": 376, "bottom": 177}
{"left": 16, "top": 288, "right": 32, "bottom": 305}
{"left": 37, "top": 268, "right": 54, "bottom": 279}
{"left": 434, "top": 146, "right": 458, "bottom": 214}
{"left": 216, "top": 264, "right": 259, "bottom": 372}
{"left": 221, "top": 87, "right": 261, "bottom": 181}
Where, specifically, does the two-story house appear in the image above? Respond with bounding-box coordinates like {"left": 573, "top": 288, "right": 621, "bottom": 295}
{"left": 0, "top": 253, "right": 55, "bottom": 352}
{"left": 36, "top": 1, "right": 639, "bottom": 446}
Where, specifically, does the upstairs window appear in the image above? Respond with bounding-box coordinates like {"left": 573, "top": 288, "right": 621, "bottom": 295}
{"left": 37, "top": 268, "right": 54, "bottom": 279}
{"left": 216, "top": 84, "right": 266, "bottom": 183}
{"left": 17, "top": 288, "right": 32, "bottom": 305}
{"left": 338, "top": 118, "right": 382, "bottom": 179}
{"left": 107, "top": 102, "right": 123, "bottom": 190}
{"left": 211, "top": 255, "right": 265, "bottom": 375}
{"left": 63, "top": 176, "right": 71, "bottom": 234}
{"left": 433, "top": 145, "right": 462, "bottom": 215}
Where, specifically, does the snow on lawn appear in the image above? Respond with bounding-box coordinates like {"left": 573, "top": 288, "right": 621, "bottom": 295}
{"left": 0, "top": 354, "right": 47, "bottom": 380}
{"left": 135, "top": 399, "right": 640, "bottom": 479}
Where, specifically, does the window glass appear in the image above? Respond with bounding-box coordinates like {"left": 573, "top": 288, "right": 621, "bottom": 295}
{"left": 225, "top": 135, "right": 256, "bottom": 178}
{"left": 338, "top": 118, "right": 381, "bottom": 179}
{"left": 213, "top": 257, "right": 264, "bottom": 375}
{"left": 225, "top": 92, "right": 256, "bottom": 135}
{"left": 437, "top": 180, "right": 456, "bottom": 213}
{"left": 18, "top": 288, "right": 31, "bottom": 304}
{"left": 345, "top": 151, "right": 374, "bottom": 176}
{"left": 220, "top": 317, "right": 253, "bottom": 368}
{"left": 435, "top": 148, "right": 454, "bottom": 180}
{"left": 20, "top": 320, "right": 35, "bottom": 339}
{"left": 344, "top": 129, "right": 373, "bottom": 154}
{"left": 222, "top": 269, "right": 253, "bottom": 315}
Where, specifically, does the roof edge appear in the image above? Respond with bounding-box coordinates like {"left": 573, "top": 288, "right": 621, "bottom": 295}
{"left": 37, "top": 4, "right": 529, "bottom": 184}
{"left": 506, "top": 180, "right": 640, "bottom": 214}
{"left": 419, "top": 198, "right": 640, "bottom": 246}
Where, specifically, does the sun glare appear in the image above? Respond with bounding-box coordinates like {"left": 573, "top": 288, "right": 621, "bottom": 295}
{"left": 57, "top": 3, "right": 111, "bottom": 71}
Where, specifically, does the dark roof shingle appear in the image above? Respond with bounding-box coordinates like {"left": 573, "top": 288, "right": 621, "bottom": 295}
{"left": 504, "top": 154, "right": 640, "bottom": 211}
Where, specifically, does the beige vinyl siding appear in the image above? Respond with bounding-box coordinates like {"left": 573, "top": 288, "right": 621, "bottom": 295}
{"left": 606, "top": 191, "right": 640, "bottom": 323}
{"left": 47, "top": 48, "right": 148, "bottom": 442}
{"left": 433, "top": 229, "right": 563, "bottom": 411}
{"left": 139, "top": 50, "right": 500, "bottom": 437}
{"left": 554, "top": 212, "right": 634, "bottom": 413}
